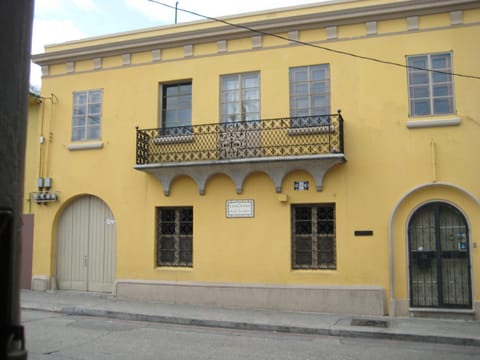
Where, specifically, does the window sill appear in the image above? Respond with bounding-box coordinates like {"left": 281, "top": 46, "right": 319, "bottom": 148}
{"left": 153, "top": 134, "right": 194, "bottom": 144}
{"left": 67, "top": 141, "right": 104, "bottom": 151}
{"left": 155, "top": 266, "right": 193, "bottom": 271}
{"left": 287, "top": 125, "right": 333, "bottom": 136}
{"left": 406, "top": 116, "right": 461, "bottom": 129}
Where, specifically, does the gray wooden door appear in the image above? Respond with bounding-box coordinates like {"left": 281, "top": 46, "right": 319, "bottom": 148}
{"left": 56, "top": 195, "right": 116, "bottom": 292}
{"left": 408, "top": 202, "right": 472, "bottom": 309}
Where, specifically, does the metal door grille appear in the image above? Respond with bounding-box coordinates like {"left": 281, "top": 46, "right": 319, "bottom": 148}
{"left": 408, "top": 202, "right": 472, "bottom": 309}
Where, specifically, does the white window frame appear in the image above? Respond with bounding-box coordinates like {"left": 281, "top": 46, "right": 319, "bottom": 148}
{"left": 407, "top": 52, "right": 455, "bottom": 117}
{"left": 220, "top": 72, "right": 260, "bottom": 123}
{"left": 72, "top": 89, "right": 103, "bottom": 142}
{"left": 289, "top": 64, "right": 330, "bottom": 127}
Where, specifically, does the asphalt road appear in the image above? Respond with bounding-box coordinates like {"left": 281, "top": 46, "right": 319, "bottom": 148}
{"left": 22, "top": 310, "right": 480, "bottom": 360}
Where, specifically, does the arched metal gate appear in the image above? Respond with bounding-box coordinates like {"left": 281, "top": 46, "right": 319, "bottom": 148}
{"left": 408, "top": 202, "right": 472, "bottom": 309}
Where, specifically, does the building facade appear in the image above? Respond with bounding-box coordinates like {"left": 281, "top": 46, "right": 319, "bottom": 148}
{"left": 30, "top": 0, "right": 480, "bottom": 318}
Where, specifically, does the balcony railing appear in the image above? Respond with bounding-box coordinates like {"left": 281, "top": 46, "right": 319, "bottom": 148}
{"left": 136, "top": 112, "right": 344, "bottom": 165}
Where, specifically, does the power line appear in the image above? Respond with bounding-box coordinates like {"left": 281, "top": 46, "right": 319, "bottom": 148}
{"left": 148, "top": 0, "right": 480, "bottom": 80}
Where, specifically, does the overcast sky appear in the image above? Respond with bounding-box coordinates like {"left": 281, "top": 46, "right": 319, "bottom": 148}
{"left": 31, "top": 0, "right": 325, "bottom": 87}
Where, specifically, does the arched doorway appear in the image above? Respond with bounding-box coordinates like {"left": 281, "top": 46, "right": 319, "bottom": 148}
{"left": 56, "top": 195, "right": 116, "bottom": 292}
{"left": 408, "top": 202, "right": 472, "bottom": 309}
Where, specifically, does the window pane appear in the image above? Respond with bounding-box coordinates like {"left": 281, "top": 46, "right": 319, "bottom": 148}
{"left": 312, "top": 96, "right": 328, "bottom": 108}
{"left": 409, "top": 72, "right": 428, "bottom": 85}
{"left": 292, "top": 68, "right": 308, "bottom": 82}
{"left": 179, "top": 84, "right": 192, "bottom": 94}
{"left": 411, "top": 100, "right": 430, "bottom": 116}
{"left": 165, "top": 86, "right": 179, "bottom": 96}
{"left": 411, "top": 86, "right": 429, "bottom": 98}
{"left": 295, "top": 97, "right": 309, "bottom": 109}
{"left": 311, "top": 66, "right": 328, "bottom": 81}
{"left": 433, "top": 85, "right": 451, "bottom": 97}
{"left": 431, "top": 54, "right": 450, "bottom": 69}
{"left": 243, "top": 74, "right": 259, "bottom": 88}
{"left": 73, "top": 116, "right": 85, "bottom": 127}
{"left": 432, "top": 72, "right": 450, "bottom": 83}
{"left": 87, "top": 115, "right": 100, "bottom": 126}
{"left": 160, "top": 250, "right": 175, "bottom": 263}
{"left": 311, "top": 82, "right": 328, "bottom": 94}
{"left": 178, "top": 109, "right": 191, "bottom": 123}
{"left": 72, "top": 127, "right": 85, "bottom": 141}
{"left": 294, "top": 83, "right": 308, "bottom": 95}
{"left": 87, "top": 126, "right": 100, "bottom": 140}
{"left": 166, "top": 96, "right": 179, "bottom": 109}
{"left": 433, "top": 98, "right": 453, "bottom": 114}
{"left": 88, "top": 90, "right": 102, "bottom": 103}
{"left": 408, "top": 56, "right": 427, "bottom": 69}
{"left": 74, "top": 93, "right": 87, "bottom": 105}
{"left": 223, "top": 76, "right": 239, "bottom": 90}
{"left": 295, "top": 251, "right": 312, "bottom": 266}
{"left": 243, "top": 88, "right": 259, "bottom": 100}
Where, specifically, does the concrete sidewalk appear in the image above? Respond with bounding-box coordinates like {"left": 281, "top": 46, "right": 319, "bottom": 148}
{"left": 20, "top": 289, "right": 480, "bottom": 347}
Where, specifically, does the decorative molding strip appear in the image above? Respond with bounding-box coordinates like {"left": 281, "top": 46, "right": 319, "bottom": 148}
{"left": 407, "top": 16, "right": 419, "bottom": 30}
{"left": 66, "top": 62, "right": 74, "bottom": 73}
{"left": 152, "top": 49, "right": 162, "bottom": 62}
{"left": 93, "top": 57, "right": 102, "bottom": 70}
{"left": 252, "top": 35, "right": 262, "bottom": 49}
{"left": 451, "top": 10, "right": 463, "bottom": 25}
{"left": 217, "top": 40, "right": 227, "bottom": 53}
{"left": 184, "top": 44, "right": 193, "bottom": 57}
{"left": 32, "top": 0, "right": 480, "bottom": 66}
{"left": 406, "top": 117, "right": 461, "bottom": 129}
{"left": 288, "top": 30, "right": 299, "bottom": 44}
{"left": 122, "top": 53, "right": 131, "bottom": 65}
{"left": 67, "top": 141, "right": 104, "bottom": 151}
{"left": 366, "top": 21, "right": 377, "bottom": 35}
{"left": 326, "top": 26, "right": 337, "bottom": 39}
{"left": 41, "top": 65, "right": 49, "bottom": 76}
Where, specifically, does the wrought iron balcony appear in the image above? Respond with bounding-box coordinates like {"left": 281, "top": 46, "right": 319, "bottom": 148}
{"left": 135, "top": 112, "right": 345, "bottom": 196}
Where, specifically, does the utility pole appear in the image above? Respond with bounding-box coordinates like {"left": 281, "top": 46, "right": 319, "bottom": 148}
{"left": 175, "top": 1, "right": 179, "bottom": 24}
{"left": 0, "top": 0, "right": 34, "bottom": 359}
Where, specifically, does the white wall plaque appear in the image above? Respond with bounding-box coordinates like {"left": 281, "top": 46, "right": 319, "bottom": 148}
{"left": 226, "top": 200, "right": 254, "bottom": 218}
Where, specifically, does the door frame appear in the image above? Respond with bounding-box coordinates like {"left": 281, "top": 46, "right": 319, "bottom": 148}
{"left": 407, "top": 200, "right": 473, "bottom": 309}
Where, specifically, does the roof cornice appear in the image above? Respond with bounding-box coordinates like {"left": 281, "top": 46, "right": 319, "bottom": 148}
{"left": 32, "top": 0, "right": 480, "bottom": 65}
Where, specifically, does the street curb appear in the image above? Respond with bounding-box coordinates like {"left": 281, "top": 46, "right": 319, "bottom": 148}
{"left": 22, "top": 305, "right": 480, "bottom": 347}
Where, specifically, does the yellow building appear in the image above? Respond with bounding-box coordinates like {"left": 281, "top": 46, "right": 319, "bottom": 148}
{"left": 30, "top": 0, "right": 480, "bottom": 318}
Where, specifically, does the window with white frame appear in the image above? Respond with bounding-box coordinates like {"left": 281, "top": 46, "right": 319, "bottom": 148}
{"left": 407, "top": 53, "right": 454, "bottom": 117}
{"left": 72, "top": 89, "right": 102, "bottom": 141}
{"left": 289, "top": 64, "right": 330, "bottom": 127}
{"left": 161, "top": 82, "right": 192, "bottom": 135}
{"left": 221, "top": 72, "right": 260, "bottom": 123}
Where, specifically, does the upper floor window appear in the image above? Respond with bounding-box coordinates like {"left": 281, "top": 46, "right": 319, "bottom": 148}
{"left": 292, "top": 203, "right": 336, "bottom": 270}
{"left": 289, "top": 64, "right": 330, "bottom": 127}
{"left": 72, "top": 89, "right": 102, "bottom": 141}
{"left": 407, "top": 53, "right": 454, "bottom": 117}
{"left": 161, "top": 82, "right": 192, "bottom": 136}
{"left": 221, "top": 72, "right": 260, "bottom": 123}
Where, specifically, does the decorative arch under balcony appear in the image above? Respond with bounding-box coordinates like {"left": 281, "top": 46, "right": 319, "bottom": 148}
{"left": 134, "top": 113, "right": 345, "bottom": 196}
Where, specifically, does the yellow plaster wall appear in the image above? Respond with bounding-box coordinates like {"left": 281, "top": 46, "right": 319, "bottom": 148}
{"left": 31, "top": 8, "right": 480, "bottom": 310}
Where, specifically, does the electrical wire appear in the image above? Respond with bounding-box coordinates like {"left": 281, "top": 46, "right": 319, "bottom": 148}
{"left": 148, "top": 0, "right": 480, "bottom": 80}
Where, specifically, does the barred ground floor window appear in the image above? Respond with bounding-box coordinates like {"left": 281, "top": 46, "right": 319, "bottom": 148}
{"left": 156, "top": 207, "right": 193, "bottom": 267}
{"left": 291, "top": 203, "right": 336, "bottom": 269}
